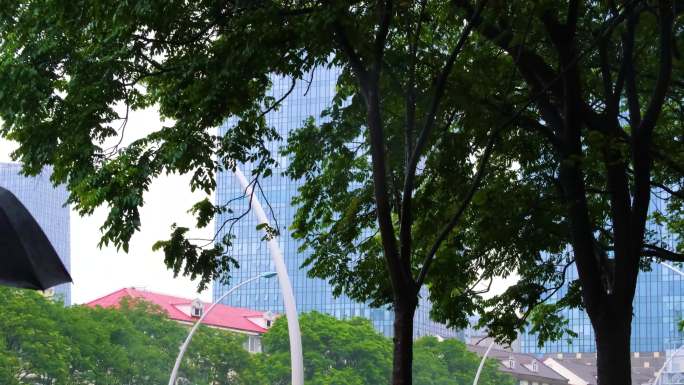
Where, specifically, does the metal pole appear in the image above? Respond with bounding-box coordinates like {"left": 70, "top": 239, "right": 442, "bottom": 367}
{"left": 654, "top": 262, "right": 684, "bottom": 385}
{"left": 167, "top": 273, "right": 272, "bottom": 385}
{"left": 653, "top": 344, "right": 684, "bottom": 385}
{"left": 661, "top": 262, "right": 684, "bottom": 277}
{"left": 473, "top": 340, "right": 496, "bottom": 385}
{"left": 233, "top": 167, "right": 304, "bottom": 385}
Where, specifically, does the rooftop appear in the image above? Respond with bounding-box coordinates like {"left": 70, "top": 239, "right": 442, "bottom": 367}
{"left": 468, "top": 344, "right": 568, "bottom": 383}
{"left": 86, "top": 287, "right": 271, "bottom": 334}
{"left": 542, "top": 352, "right": 665, "bottom": 385}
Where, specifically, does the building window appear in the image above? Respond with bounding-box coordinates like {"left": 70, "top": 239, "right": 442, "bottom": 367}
{"left": 191, "top": 299, "right": 204, "bottom": 318}
{"left": 264, "top": 311, "right": 275, "bottom": 328}
{"left": 246, "top": 335, "right": 262, "bottom": 353}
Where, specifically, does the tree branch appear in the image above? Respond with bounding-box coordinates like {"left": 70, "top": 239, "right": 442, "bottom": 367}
{"left": 623, "top": 10, "right": 642, "bottom": 129}
{"left": 636, "top": 0, "right": 674, "bottom": 138}
{"left": 415, "top": 125, "right": 498, "bottom": 288}
{"left": 408, "top": 0, "right": 487, "bottom": 171}
{"left": 405, "top": 0, "right": 428, "bottom": 177}
{"left": 567, "top": 0, "right": 580, "bottom": 32}
{"left": 331, "top": 10, "right": 410, "bottom": 288}
{"left": 258, "top": 78, "right": 297, "bottom": 119}
{"left": 373, "top": 0, "right": 394, "bottom": 75}
{"left": 630, "top": 0, "right": 674, "bottom": 263}
{"left": 400, "top": 0, "right": 487, "bottom": 267}
{"left": 642, "top": 244, "right": 684, "bottom": 262}
{"left": 332, "top": 21, "right": 368, "bottom": 83}
{"left": 650, "top": 180, "right": 684, "bottom": 199}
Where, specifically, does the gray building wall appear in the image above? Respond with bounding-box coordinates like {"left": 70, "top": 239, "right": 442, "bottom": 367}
{"left": 213, "top": 68, "right": 458, "bottom": 339}
{"left": 0, "top": 163, "right": 71, "bottom": 305}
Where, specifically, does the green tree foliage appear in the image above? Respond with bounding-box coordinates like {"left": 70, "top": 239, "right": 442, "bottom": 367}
{"left": 421, "top": 2, "right": 682, "bottom": 384}
{"left": 0, "top": 289, "right": 514, "bottom": 385}
{"left": 0, "top": 288, "right": 255, "bottom": 385}
{"left": 262, "top": 312, "right": 393, "bottom": 384}
{"left": 261, "top": 312, "right": 514, "bottom": 385}
{"left": 0, "top": 1, "right": 682, "bottom": 384}
{"left": 0, "top": 2, "right": 511, "bottom": 383}
{"left": 413, "top": 338, "right": 515, "bottom": 385}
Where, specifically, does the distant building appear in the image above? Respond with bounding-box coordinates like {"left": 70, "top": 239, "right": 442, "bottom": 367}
{"left": 543, "top": 351, "right": 665, "bottom": 385}
{"left": 468, "top": 343, "right": 666, "bottom": 385}
{"left": 468, "top": 344, "right": 568, "bottom": 385}
{"left": 213, "top": 68, "right": 459, "bottom": 339}
{"left": 87, "top": 288, "right": 275, "bottom": 353}
{"left": 0, "top": 163, "right": 71, "bottom": 305}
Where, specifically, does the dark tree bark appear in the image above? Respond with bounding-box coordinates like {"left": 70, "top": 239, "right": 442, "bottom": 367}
{"left": 392, "top": 297, "right": 418, "bottom": 385}
{"left": 595, "top": 311, "right": 634, "bottom": 385}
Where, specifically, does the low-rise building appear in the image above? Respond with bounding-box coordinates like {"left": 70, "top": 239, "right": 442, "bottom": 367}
{"left": 87, "top": 287, "right": 275, "bottom": 352}
{"left": 468, "top": 344, "right": 569, "bottom": 385}
{"left": 542, "top": 352, "right": 665, "bottom": 385}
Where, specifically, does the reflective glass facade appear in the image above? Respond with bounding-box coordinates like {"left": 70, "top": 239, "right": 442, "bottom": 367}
{"left": 0, "top": 163, "right": 71, "bottom": 305}
{"left": 213, "top": 68, "right": 458, "bottom": 339}
{"left": 521, "top": 199, "right": 683, "bottom": 353}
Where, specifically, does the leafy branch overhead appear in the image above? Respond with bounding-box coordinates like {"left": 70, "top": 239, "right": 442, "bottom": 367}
{"left": 0, "top": 2, "right": 682, "bottom": 384}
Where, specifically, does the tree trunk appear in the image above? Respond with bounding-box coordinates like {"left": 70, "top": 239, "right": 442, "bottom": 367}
{"left": 391, "top": 299, "right": 417, "bottom": 385}
{"left": 595, "top": 314, "right": 633, "bottom": 385}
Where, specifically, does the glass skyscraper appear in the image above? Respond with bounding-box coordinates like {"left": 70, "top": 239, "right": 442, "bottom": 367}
{"left": 521, "top": 199, "right": 683, "bottom": 353}
{"left": 0, "top": 163, "right": 71, "bottom": 305}
{"left": 213, "top": 68, "right": 458, "bottom": 339}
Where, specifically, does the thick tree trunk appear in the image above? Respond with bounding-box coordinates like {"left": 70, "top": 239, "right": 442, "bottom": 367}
{"left": 594, "top": 314, "right": 633, "bottom": 385}
{"left": 391, "top": 299, "right": 417, "bottom": 385}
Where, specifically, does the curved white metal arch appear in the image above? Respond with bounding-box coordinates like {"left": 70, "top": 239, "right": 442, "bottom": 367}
{"left": 654, "top": 262, "right": 684, "bottom": 385}
{"left": 168, "top": 273, "right": 272, "bottom": 385}
{"left": 233, "top": 166, "right": 304, "bottom": 385}
{"left": 473, "top": 341, "right": 495, "bottom": 385}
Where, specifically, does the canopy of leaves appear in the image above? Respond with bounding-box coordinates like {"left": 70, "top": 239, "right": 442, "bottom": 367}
{"left": 261, "top": 311, "right": 514, "bottom": 385}
{"left": 424, "top": 0, "right": 684, "bottom": 348}
{"left": 0, "top": 288, "right": 256, "bottom": 385}
{"left": 0, "top": 289, "right": 514, "bottom": 385}
{"left": 283, "top": 0, "right": 684, "bottom": 350}
{"left": 0, "top": 0, "right": 334, "bottom": 289}
{"left": 0, "top": 0, "right": 682, "bottom": 353}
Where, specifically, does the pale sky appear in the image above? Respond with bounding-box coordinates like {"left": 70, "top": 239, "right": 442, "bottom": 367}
{"left": 0, "top": 105, "right": 515, "bottom": 307}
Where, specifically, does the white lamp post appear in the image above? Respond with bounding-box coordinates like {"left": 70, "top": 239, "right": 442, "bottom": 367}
{"left": 661, "top": 261, "right": 684, "bottom": 278}
{"left": 654, "top": 344, "right": 684, "bottom": 385}
{"left": 167, "top": 271, "right": 276, "bottom": 385}
{"left": 654, "top": 262, "right": 684, "bottom": 385}
{"left": 232, "top": 166, "right": 304, "bottom": 385}
{"left": 473, "top": 340, "right": 496, "bottom": 385}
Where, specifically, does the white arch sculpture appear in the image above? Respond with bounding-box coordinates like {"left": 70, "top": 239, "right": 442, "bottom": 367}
{"left": 233, "top": 166, "right": 304, "bottom": 385}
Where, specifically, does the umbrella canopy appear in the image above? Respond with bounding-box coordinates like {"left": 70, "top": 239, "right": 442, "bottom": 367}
{"left": 0, "top": 186, "right": 72, "bottom": 290}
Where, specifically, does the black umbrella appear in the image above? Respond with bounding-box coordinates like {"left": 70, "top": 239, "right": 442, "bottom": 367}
{"left": 0, "top": 186, "right": 72, "bottom": 290}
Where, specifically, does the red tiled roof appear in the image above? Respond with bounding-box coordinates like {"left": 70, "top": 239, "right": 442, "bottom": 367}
{"left": 86, "top": 288, "right": 269, "bottom": 334}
